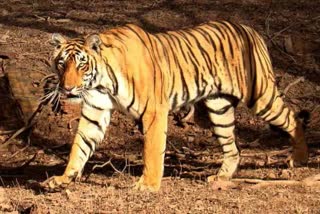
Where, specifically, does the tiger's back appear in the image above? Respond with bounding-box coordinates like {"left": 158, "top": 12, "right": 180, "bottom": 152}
{"left": 99, "top": 21, "right": 274, "bottom": 114}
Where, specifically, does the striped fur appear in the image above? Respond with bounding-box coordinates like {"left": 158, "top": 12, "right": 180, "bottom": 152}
{"left": 42, "top": 21, "right": 308, "bottom": 191}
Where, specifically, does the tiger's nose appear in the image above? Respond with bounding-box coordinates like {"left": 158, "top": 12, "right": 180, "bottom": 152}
{"left": 64, "top": 85, "right": 74, "bottom": 91}
{"left": 64, "top": 86, "right": 75, "bottom": 94}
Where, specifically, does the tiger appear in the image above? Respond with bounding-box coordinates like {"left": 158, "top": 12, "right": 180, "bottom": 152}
{"left": 41, "top": 21, "right": 308, "bottom": 192}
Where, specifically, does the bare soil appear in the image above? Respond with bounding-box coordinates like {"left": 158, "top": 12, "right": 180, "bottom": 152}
{"left": 0, "top": 0, "right": 320, "bottom": 213}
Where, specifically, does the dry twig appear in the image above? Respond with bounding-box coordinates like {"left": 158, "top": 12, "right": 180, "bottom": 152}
{"left": 269, "top": 15, "right": 320, "bottom": 41}
{"left": 282, "top": 77, "right": 305, "bottom": 96}
{"left": 5, "top": 139, "right": 30, "bottom": 161}
{"left": 68, "top": 117, "right": 80, "bottom": 130}
{"left": 85, "top": 158, "right": 127, "bottom": 181}
{"left": 0, "top": 102, "right": 44, "bottom": 149}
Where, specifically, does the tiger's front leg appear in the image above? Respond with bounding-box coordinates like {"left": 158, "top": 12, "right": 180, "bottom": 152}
{"left": 42, "top": 104, "right": 111, "bottom": 192}
{"left": 135, "top": 108, "right": 169, "bottom": 192}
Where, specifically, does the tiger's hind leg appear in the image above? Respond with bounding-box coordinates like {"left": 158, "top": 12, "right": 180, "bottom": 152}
{"left": 251, "top": 85, "right": 308, "bottom": 166}
{"left": 204, "top": 96, "right": 240, "bottom": 182}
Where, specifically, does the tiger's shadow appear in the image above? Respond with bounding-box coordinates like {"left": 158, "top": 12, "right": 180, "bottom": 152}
{"left": 0, "top": 122, "right": 318, "bottom": 190}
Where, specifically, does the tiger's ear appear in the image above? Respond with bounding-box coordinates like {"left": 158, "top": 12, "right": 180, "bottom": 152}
{"left": 51, "top": 33, "right": 66, "bottom": 47}
{"left": 85, "top": 34, "right": 101, "bottom": 53}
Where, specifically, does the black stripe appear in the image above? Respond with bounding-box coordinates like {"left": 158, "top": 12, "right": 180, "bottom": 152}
{"left": 154, "top": 34, "right": 172, "bottom": 75}
{"left": 202, "top": 26, "right": 219, "bottom": 53}
{"left": 145, "top": 33, "right": 161, "bottom": 99}
{"left": 207, "top": 104, "right": 233, "bottom": 115}
{"left": 77, "top": 131, "right": 94, "bottom": 155}
{"left": 77, "top": 144, "right": 88, "bottom": 157}
{"left": 218, "top": 22, "right": 234, "bottom": 58}
{"left": 212, "top": 133, "right": 230, "bottom": 139}
{"left": 106, "top": 64, "right": 119, "bottom": 95}
{"left": 207, "top": 22, "right": 226, "bottom": 40}
{"left": 176, "top": 31, "right": 201, "bottom": 67}
{"left": 223, "top": 149, "right": 233, "bottom": 154}
{"left": 200, "top": 73, "right": 208, "bottom": 93}
{"left": 234, "top": 65, "right": 243, "bottom": 99}
{"left": 170, "top": 33, "right": 190, "bottom": 64}
{"left": 212, "top": 120, "right": 235, "bottom": 128}
{"left": 272, "top": 108, "right": 290, "bottom": 130}
{"left": 126, "top": 79, "right": 136, "bottom": 111}
{"left": 81, "top": 111, "right": 103, "bottom": 132}
{"left": 95, "top": 85, "right": 108, "bottom": 94}
{"left": 125, "top": 26, "right": 158, "bottom": 91}
{"left": 256, "top": 86, "right": 277, "bottom": 117}
{"left": 226, "top": 152, "right": 239, "bottom": 158}
{"left": 264, "top": 104, "right": 285, "bottom": 122}
{"left": 165, "top": 34, "right": 190, "bottom": 103}
{"left": 201, "top": 27, "right": 221, "bottom": 80}
{"left": 220, "top": 140, "right": 235, "bottom": 146}
{"left": 109, "top": 32, "right": 128, "bottom": 49}
{"left": 239, "top": 26, "right": 256, "bottom": 108}
{"left": 82, "top": 95, "right": 105, "bottom": 110}
{"left": 207, "top": 23, "right": 234, "bottom": 94}
{"left": 124, "top": 25, "right": 149, "bottom": 49}
{"left": 186, "top": 30, "right": 213, "bottom": 78}
{"left": 88, "top": 57, "right": 99, "bottom": 88}
{"left": 139, "top": 98, "right": 149, "bottom": 121}
{"left": 221, "top": 21, "right": 239, "bottom": 43}
{"left": 172, "top": 93, "right": 179, "bottom": 109}
{"left": 194, "top": 28, "right": 212, "bottom": 72}
{"left": 161, "top": 34, "right": 177, "bottom": 98}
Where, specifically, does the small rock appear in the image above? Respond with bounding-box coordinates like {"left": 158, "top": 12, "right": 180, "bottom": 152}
{"left": 280, "top": 169, "right": 292, "bottom": 179}
{"left": 267, "top": 171, "right": 277, "bottom": 179}
{"left": 0, "top": 9, "right": 8, "bottom": 16}
{"left": 187, "top": 136, "right": 195, "bottom": 142}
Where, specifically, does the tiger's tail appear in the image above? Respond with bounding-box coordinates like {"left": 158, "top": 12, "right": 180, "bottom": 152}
{"left": 297, "top": 109, "right": 310, "bottom": 130}
{"left": 250, "top": 84, "right": 308, "bottom": 165}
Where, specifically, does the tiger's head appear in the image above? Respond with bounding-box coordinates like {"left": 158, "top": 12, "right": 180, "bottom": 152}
{"left": 50, "top": 33, "right": 103, "bottom": 99}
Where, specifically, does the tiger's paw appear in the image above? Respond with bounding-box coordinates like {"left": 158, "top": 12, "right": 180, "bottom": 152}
{"left": 207, "top": 175, "right": 238, "bottom": 190}
{"left": 133, "top": 176, "right": 160, "bottom": 192}
{"left": 40, "top": 175, "right": 73, "bottom": 192}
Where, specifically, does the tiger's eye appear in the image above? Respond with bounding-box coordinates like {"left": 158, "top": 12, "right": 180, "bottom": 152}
{"left": 58, "top": 62, "right": 64, "bottom": 67}
{"left": 57, "top": 60, "right": 65, "bottom": 69}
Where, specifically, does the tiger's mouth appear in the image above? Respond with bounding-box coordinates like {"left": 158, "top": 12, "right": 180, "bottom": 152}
{"left": 60, "top": 90, "right": 82, "bottom": 103}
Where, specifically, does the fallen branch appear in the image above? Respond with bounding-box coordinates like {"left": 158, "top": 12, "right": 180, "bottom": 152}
{"left": 0, "top": 130, "right": 16, "bottom": 135}
{"left": 283, "top": 77, "right": 305, "bottom": 96}
{"left": 233, "top": 176, "right": 320, "bottom": 189}
{"left": 303, "top": 174, "right": 320, "bottom": 182}
{"left": 234, "top": 178, "right": 300, "bottom": 189}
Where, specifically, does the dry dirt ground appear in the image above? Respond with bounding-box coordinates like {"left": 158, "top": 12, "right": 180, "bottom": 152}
{"left": 0, "top": 0, "right": 320, "bottom": 213}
